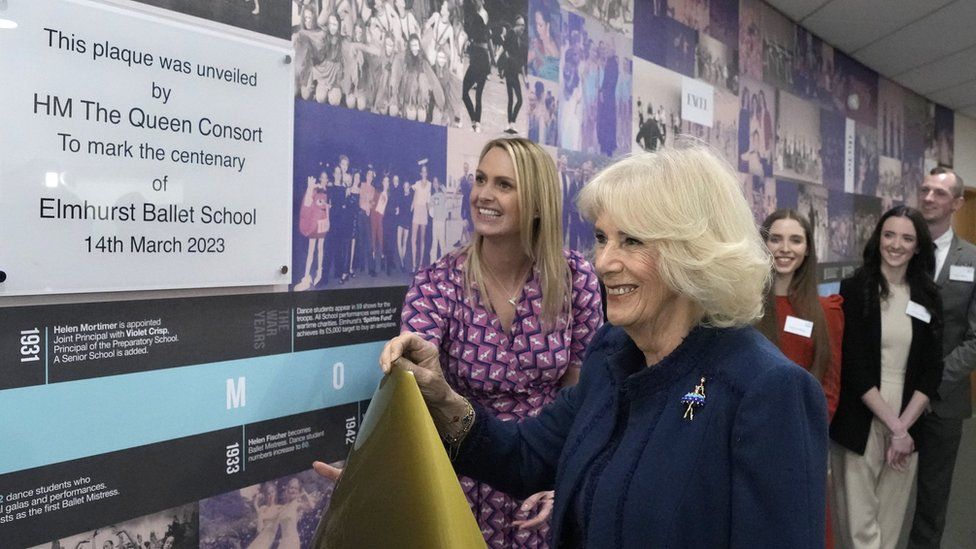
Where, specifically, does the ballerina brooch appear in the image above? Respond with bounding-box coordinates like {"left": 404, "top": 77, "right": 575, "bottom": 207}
{"left": 681, "top": 377, "right": 706, "bottom": 421}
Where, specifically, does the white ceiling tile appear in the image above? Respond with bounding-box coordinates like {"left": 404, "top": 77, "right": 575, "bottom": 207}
{"left": 763, "top": 0, "right": 833, "bottom": 21}
{"left": 854, "top": 0, "right": 976, "bottom": 75}
{"left": 802, "top": 0, "right": 954, "bottom": 51}
{"left": 927, "top": 79, "right": 976, "bottom": 109}
{"left": 894, "top": 44, "right": 976, "bottom": 94}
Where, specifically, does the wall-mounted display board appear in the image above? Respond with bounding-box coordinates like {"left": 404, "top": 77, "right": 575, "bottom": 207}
{"left": 0, "top": 0, "right": 294, "bottom": 295}
{"left": 0, "top": 286, "right": 403, "bottom": 546}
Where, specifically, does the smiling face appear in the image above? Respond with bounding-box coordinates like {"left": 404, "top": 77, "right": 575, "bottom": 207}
{"left": 765, "top": 218, "right": 808, "bottom": 278}
{"left": 879, "top": 215, "right": 917, "bottom": 272}
{"left": 919, "top": 172, "right": 962, "bottom": 226}
{"left": 594, "top": 215, "right": 679, "bottom": 336}
{"left": 470, "top": 146, "right": 522, "bottom": 241}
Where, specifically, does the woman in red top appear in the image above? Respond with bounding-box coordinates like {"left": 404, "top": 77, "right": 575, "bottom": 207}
{"left": 758, "top": 209, "right": 842, "bottom": 417}
{"left": 758, "top": 209, "right": 842, "bottom": 549}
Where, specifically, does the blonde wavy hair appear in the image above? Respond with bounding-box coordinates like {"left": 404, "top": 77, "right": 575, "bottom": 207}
{"left": 576, "top": 144, "right": 771, "bottom": 327}
{"left": 464, "top": 138, "right": 570, "bottom": 327}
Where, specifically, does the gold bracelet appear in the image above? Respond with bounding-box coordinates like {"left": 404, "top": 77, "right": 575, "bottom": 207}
{"left": 891, "top": 432, "right": 909, "bottom": 440}
{"left": 443, "top": 399, "right": 475, "bottom": 461}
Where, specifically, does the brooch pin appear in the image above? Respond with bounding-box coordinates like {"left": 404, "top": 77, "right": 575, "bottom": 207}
{"left": 680, "top": 377, "right": 706, "bottom": 420}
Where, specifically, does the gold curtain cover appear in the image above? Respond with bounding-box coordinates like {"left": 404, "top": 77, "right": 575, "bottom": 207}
{"left": 313, "top": 367, "right": 486, "bottom": 548}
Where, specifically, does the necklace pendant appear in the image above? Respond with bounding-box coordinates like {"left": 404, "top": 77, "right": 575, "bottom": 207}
{"left": 507, "top": 297, "right": 518, "bottom": 306}
{"left": 680, "top": 377, "right": 707, "bottom": 421}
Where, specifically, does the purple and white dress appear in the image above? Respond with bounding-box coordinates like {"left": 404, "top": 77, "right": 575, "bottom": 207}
{"left": 401, "top": 249, "right": 603, "bottom": 548}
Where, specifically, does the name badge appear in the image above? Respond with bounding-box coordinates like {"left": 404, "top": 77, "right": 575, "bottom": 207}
{"left": 784, "top": 315, "right": 814, "bottom": 338}
{"left": 949, "top": 265, "right": 975, "bottom": 282}
{"left": 906, "top": 301, "right": 932, "bottom": 324}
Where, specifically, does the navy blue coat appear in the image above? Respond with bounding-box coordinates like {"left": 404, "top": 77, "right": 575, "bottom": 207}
{"left": 455, "top": 324, "right": 828, "bottom": 548}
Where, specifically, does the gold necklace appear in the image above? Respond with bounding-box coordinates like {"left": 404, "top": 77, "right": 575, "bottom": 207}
{"left": 484, "top": 262, "right": 530, "bottom": 307}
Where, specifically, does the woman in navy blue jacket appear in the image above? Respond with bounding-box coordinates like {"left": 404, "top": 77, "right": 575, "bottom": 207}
{"left": 325, "top": 146, "right": 829, "bottom": 547}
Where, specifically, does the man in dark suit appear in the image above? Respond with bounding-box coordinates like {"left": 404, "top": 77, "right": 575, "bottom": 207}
{"left": 557, "top": 154, "right": 578, "bottom": 249}
{"left": 909, "top": 167, "right": 976, "bottom": 548}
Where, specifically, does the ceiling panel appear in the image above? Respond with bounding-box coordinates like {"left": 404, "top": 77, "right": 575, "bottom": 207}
{"left": 800, "top": 0, "right": 954, "bottom": 51}
{"left": 961, "top": 105, "right": 976, "bottom": 119}
{"left": 854, "top": 0, "right": 976, "bottom": 75}
{"left": 763, "top": 0, "right": 833, "bottom": 21}
{"left": 894, "top": 44, "right": 976, "bottom": 94}
{"left": 928, "top": 79, "right": 976, "bottom": 109}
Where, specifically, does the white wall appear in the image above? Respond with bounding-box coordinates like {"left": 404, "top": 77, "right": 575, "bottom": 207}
{"left": 954, "top": 113, "right": 976, "bottom": 188}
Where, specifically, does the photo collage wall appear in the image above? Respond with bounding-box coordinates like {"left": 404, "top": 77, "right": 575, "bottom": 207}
{"left": 7, "top": 0, "right": 957, "bottom": 546}
{"left": 287, "top": 0, "right": 955, "bottom": 286}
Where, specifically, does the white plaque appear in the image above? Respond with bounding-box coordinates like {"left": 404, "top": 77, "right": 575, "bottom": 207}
{"left": 844, "top": 118, "right": 855, "bottom": 193}
{"left": 681, "top": 77, "right": 714, "bottom": 128}
{"left": 0, "top": 0, "right": 294, "bottom": 295}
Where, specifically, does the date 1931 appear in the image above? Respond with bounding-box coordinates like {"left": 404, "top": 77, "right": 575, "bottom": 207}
{"left": 20, "top": 328, "right": 41, "bottom": 363}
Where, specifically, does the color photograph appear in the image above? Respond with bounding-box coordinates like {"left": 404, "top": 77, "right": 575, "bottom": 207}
{"left": 292, "top": 101, "right": 447, "bottom": 291}
{"left": 558, "top": 11, "right": 633, "bottom": 156}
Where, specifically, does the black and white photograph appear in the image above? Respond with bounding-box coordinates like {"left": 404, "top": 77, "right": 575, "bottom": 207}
{"left": 826, "top": 190, "right": 854, "bottom": 262}
{"left": 790, "top": 27, "right": 833, "bottom": 107}
{"left": 852, "top": 193, "right": 882, "bottom": 257}
{"left": 877, "top": 154, "right": 904, "bottom": 202}
{"left": 796, "top": 182, "right": 828, "bottom": 265}
{"left": 695, "top": 32, "right": 738, "bottom": 94}
{"left": 852, "top": 121, "right": 879, "bottom": 196}
{"left": 760, "top": 3, "right": 794, "bottom": 91}
{"left": 737, "top": 77, "right": 774, "bottom": 176}
{"left": 684, "top": 86, "right": 739, "bottom": 168}
{"left": 558, "top": 11, "right": 633, "bottom": 155}
{"left": 632, "top": 57, "right": 682, "bottom": 153}
{"left": 563, "top": 0, "right": 634, "bottom": 37}
{"left": 199, "top": 469, "right": 337, "bottom": 549}
{"left": 774, "top": 89, "right": 822, "bottom": 184}
{"left": 877, "top": 78, "right": 906, "bottom": 161}
{"left": 130, "top": 0, "right": 290, "bottom": 38}
{"left": 292, "top": 0, "right": 529, "bottom": 134}
{"left": 34, "top": 503, "right": 198, "bottom": 549}
{"left": 737, "top": 0, "right": 762, "bottom": 81}
{"left": 820, "top": 109, "right": 846, "bottom": 191}
{"left": 931, "top": 103, "right": 955, "bottom": 168}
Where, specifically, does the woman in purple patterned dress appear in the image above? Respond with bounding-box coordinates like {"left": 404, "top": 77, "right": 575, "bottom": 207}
{"left": 399, "top": 137, "right": 603, "bottom": 548}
